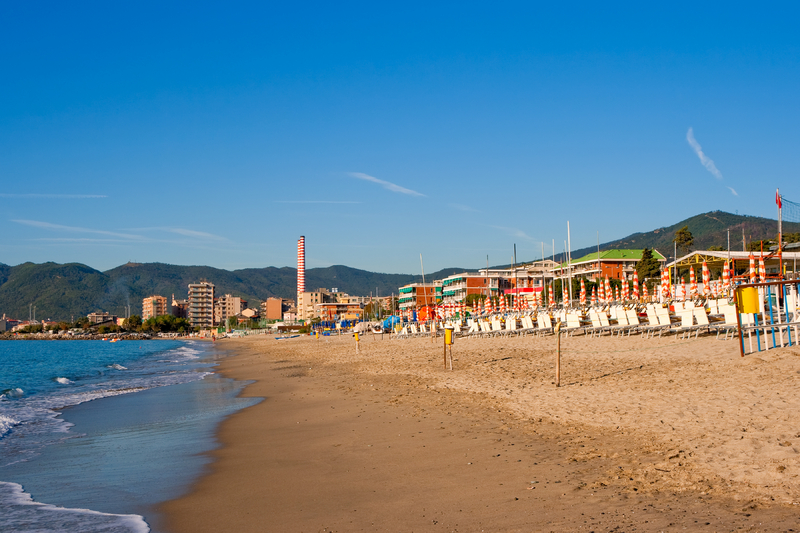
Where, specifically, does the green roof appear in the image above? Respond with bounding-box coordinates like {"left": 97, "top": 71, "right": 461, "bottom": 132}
{"left": 558, "top": 249, "right": 666, "bottom": 268}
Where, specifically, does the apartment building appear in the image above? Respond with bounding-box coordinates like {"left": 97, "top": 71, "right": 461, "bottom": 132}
{"left": 188, "top": 281, "right": 215, "bottom": 328}
{"left": 397, "top": 282, "right": 442, "bottom": 313}
{"left": 214, "top": 294, "right": 248, "bottom": 325}
{"left": 142, "top": 295, "right": 168, "bottom": 320}
{"left": 298, "top": 288, "right": 334, "bottom": 321}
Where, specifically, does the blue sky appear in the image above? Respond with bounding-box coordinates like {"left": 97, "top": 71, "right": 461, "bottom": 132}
{"left": 2, "top": 2, "right": 799, "bottom": 273}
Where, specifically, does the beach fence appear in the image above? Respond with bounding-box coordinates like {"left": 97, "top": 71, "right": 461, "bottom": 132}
{"left": 734, "top": 279, "right": 800, "bottom": 356}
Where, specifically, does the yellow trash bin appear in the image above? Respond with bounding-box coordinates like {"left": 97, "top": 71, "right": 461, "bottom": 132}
{"left": 738, "top": 287, "right": 759, "bottom": 314}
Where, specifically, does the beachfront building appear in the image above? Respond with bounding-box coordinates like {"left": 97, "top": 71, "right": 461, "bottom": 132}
{"left": 214, "top": 294, "right": 248, "bottom": 325}
{"left": 441, "top": 273, "right": 498, "bottom": 303}
{"left": 87, "top": 312, "right": 118, "bottom": 325}
{"left": 188, "top": 281, "right": 215, "bottom": 328}
{"left": 398, "top": 282, "right": 442, "bottom": 314}
{"left": 315, "top": 301, "right": 364, "bottom": 321}
{"left": 552, "top": 249, "right": 667, "bottom": 282}
{"left": 298, "top": 288, "right": 335, "bottom": 321}
{"left": 142, "top": 295, "right": 168, "bottom": 320}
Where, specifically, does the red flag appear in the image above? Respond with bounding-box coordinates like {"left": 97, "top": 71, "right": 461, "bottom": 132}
{"left": 777, "top": 189, "right": 782, "bottom": 208}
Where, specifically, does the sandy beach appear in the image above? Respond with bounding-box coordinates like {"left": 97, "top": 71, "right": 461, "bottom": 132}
{"left": 162, "top": 332, "right": 800, "bottom": 531}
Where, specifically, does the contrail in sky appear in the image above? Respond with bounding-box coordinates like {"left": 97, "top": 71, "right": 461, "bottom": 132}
{"left": 686, "top": 127, "right": 723, "bottom": 180}
{"left": 348, "top": 172, "right": 425, "bottom": 197}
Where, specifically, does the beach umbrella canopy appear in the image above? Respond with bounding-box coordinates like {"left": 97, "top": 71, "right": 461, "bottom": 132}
{"left": 562, "top": 285, "right": 569, "bottom": 307}
{"left": 702, "top": 261, "right": 711, "bottom": 296}
{"left": 759, "top": 255, "right": 766, "bottom": 282}
{"left": 548, "top": 284, "right": 555, "bottom": 308}
{"left": 661, "top": 269, "right": 670, "bottom": 299}
{"left": 500, "top": 294, "right": 507, "bottom": 314}
{"left": 633, "top": 271, "right": 640, "bottom": 300}
{"left": 484, "top": 295, "right": 491, "bottom": 315}
{"left": 580, "top": 279, "right": 586, "bottom": 307}
{"left": 605, "top": 276, "right": 611, "bottom": 304}
{"left": 591, "top": 286, "right": 597, "bottom": 306}
{"left": 749, "top": 253, "right": 757, "bottom": 283}
{"left": 643, "top": 282, "right": 649, "bottom": 301}
{"left": 689, "top": 266, "right": 698, "bottom": 297}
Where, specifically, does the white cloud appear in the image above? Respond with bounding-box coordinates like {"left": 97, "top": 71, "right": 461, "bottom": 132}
{"left": 449, "top": 203, "right": 479, "bottom": 212}
{"left": 348, "top": 172, "right": 425, "bottom": 197}
{"left": 13, "top": 219, "right": 145, "bottom": 240}
{"left": 0, "top": 194, "right": 107, "bottom": 199}
{"left": 275, "top": 200, "right": 361, "bottom": 204}
{"left": 727, "top": 186, "right": 738, "bottom": 196}
{"left": 686, "top": 127, "right": 723, "bottom": 180}
{"left": 489, "top": 225, "right": 536, "bottom": 242}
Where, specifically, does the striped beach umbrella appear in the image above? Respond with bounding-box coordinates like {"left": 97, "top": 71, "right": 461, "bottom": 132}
{"left": 702, "top": 261, "right": 711, "bottom": 296}
{"left": 642, "top": 282, "right": 649, "bottom": 301}
{"left": 484, "top": 295, "right": 491, "bottom": 315}
{"left": 605, "top": 276, "right": 611, "bottom": 304}
{"left": 689, "top": 266, "right": 697, "bottom": 297}
{"left": 500, "top": 294, "right": 507, "bottom": 314}
{"left": 548, "top": 284, "right": 555, "bottom": 308}
{"left": 562, "top": 285, "right": 569, "bottom": 307}
{"left": 580, "top": 279, "right": 586, "bottom": 307}
{"left": 622, "top": 279, "right": 629, "bottom": 301}
{"left": 591, "top": 286, "right": 597, "bottom": 307}
{"left": 632, "top": 271, "right": 640, "bottom": 300}
{"left": 661, "top": 269, "right": 669, "bottom": 298}
{"left": 598, "top": 279, "right": 605, "bottom": 303}
{"left": 722, "top": 261, "right": 731, "bottom": 293}
{"left": 749, "top": 253, "right": 757, "bottom": 283}
{"left": 759, "top": 255, "right": 766, "bottom": 282}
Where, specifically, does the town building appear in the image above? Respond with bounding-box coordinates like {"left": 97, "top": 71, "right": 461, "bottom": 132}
{"left": 214, "top": 294, "right": 248, "bottom": 325}
{"left": 553, "top": 249, "right": 667, "bottom": 281}
{"left": 261, "top": 297, "right": 285, "bottom": 321}
{"left": 397, "top": 282, "right": 442, "bottom": 313}
{"left": 171, "top": 294, "right": 188, "bottom": 319}
{"left": 314, "top": 302, "right": 363, "bottom": 321}
{"left": 87, "top": 312, "right": 118, "bottom": 324}
{"left": 188, "top": 281, "right": 215, "bottom": 328}
{"left": 142, "top": 295, "right": 168, "bottom": 320}
{"left": 298, "top": 288, "right": 335, "bottom": 321}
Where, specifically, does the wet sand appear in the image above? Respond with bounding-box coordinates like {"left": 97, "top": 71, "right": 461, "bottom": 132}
{"left": 162, "top": 332, "right": 800, "bottom": 531}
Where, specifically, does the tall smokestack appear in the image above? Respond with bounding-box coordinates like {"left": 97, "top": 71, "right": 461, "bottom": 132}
{"left": 297, "top": 236, "right": 305, "bottom": 316}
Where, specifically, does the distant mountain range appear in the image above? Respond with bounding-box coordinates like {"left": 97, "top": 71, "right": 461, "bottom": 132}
{"left": 1, "top": 210, "right": 795, "bottom": 321}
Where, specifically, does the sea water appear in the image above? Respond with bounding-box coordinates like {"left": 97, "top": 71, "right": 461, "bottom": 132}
{"left": 0, "top": 340, "right": 259, "bottom": 532}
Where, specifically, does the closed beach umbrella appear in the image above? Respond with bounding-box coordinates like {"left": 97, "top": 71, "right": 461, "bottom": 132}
{"left": 749, "top": 253, "right": 757, "bottom": 283}
{"left": 605, "top": 276, "right": 611, "bottom": 304}
{"left": 643, "top": 282, "right": 649, "bottom": 301}
{"left": 689, "top": 266, "right": 697, "bottom": 297}
{"left": 562, "top": 285, "right": 569, "bottom": 307}
{"left": 759, "top": 255, "right": 766, "bottom": 282}
{"left": 580, "top": 279, "right": 586, "bottom": 307}
{"left": 661, "top": 268, "right": 669, "bottom": 299}
{"left": 484, "top": 295, "right": 491, "bottom": 315}
{"left": 591, "top": 286, "right": 597, "bottom": 307}
{"left": 548, "top": 284, "right": 555, "bottom": 308}
{"left": 632, "top": 271, "right": 640, "bottom": 300}
{"left": 598, "top": 279, "right": 605, "bottom": 303}
{"left": 500, "top": 294, "right": 507, "bottom": 314}
{"left": 722, "top": 261, "right": 731, "bottom": 293}
{"left": 702, "top": 261, "right": 711, "bottom": 296}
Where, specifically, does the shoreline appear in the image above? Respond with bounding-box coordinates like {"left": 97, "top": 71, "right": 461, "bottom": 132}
{"left": 162, "top": 334, "right": 800, "bottom": 531}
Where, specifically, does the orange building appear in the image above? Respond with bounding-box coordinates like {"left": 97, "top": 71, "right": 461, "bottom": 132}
{"left": 142, "top": 295, "right": 168, "bottom": 320}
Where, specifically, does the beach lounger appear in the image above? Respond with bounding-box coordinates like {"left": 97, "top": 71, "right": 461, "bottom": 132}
{"left": 625, "top": 309, "right": 641, "bottom": 335}
{"left": 711, "top": 304, "right": 739, "bottom": 340}
{"left": 505, "top": 317, "right": 518, "bottom": 335}
{"left": 479, "top": 321, "right": 492, "bottom": 336}
{"left": 692, "top": 308, "right": 711, "bottom": 337}
{"left": 491, "top": 318, "right": 503, "bottom": 336}
{"left": 673, "top": 309, "right": 697, "bottom": 339}
{"left": 563, "top": 312, "right": 585, "bottom": 336}
{"left": 519, "top": 315, "right": 536, "bottom": 336}
{"left": 587, "top": 310, "right": 605, "bottom": 337}
{"left": 535, "top": 314, "right": 554, "bottom": 336}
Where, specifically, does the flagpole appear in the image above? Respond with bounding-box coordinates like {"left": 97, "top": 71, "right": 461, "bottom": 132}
{"left": 777, "top": 189, "right": 783, "bottom": 279}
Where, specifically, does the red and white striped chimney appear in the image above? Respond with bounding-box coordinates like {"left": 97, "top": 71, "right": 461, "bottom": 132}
{"left": 297, "top": 236, "right": 305, "bottom": 304}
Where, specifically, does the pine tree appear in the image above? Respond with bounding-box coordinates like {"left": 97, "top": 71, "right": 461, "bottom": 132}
{"left": 636, "top": 248, "right": 661, "bottom": 282}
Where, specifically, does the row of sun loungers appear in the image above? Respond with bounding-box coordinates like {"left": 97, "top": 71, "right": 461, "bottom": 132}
{"left": 391, "top": 299, "right": 800, "bottom": 349}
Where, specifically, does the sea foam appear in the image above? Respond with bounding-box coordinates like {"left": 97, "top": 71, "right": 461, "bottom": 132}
{"left": 55, "top": 377, "right": 73, "bottom": 385}
{"left": 0, "top": 482, "right": 150, "bottom": 533}
{"left": 0, "top": 414, "right": 19, "bottom": 438}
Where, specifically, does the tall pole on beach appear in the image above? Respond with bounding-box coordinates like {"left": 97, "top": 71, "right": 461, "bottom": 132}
{"left": 567, "top": 221, "right": 573, "bottom": 304}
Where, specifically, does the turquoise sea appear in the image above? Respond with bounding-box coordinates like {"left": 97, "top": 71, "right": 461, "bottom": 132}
{"left": 0, "top": 340, "right": 259, "bottom": 532}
